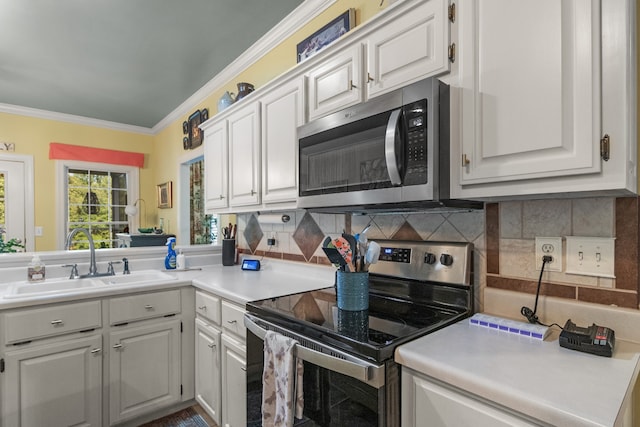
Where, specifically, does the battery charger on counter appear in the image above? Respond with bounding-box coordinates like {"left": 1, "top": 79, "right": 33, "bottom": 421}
{"left": 559, "top": 319, "right": 615, "bottom": 357}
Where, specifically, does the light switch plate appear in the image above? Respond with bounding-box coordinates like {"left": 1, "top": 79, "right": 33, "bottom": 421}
{"left": 565, "top": 236, "right": 615, "bottom": 278}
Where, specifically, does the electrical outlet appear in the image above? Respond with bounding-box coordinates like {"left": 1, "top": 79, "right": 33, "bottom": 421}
{"left": 535, "top": 237, "right": 562, "bottom": 272}
{"left": 267, "top": 238, "right": 276, "bottom": 246}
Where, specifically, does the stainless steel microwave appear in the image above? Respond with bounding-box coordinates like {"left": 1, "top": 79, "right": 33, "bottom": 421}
{"left": 297, "top": 78, "right": 479, "bottom": 212}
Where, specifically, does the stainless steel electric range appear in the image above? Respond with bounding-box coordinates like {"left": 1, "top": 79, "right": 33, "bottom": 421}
{"left": 244, "top": 240, "right": 474, "bottom": 427}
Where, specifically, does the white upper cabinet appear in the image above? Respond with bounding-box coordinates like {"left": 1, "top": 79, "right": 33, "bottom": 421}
{"left": 451, "top": 0, "right": 636, "bottom": 198}
{"left": 366, "top": 0, "right": 450, "bottom": 98}
{"left": 202, "top": 118, "right": 229, "bottom": 211}
{"left": 228, "top": 102, "right": 261, "bottom": 207}
{"left": 261, "top": 78, "right": 304, "bottom": 205}
{"left": 307, "top": 44, "right": 363, "bottom": 121}
{"left": 306, "top": 0, "right": 451, "bottom": 120}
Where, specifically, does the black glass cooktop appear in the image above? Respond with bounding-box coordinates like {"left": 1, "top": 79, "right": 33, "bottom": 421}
{"left": 246, "top": 285, "right": 467, "bottom": 363}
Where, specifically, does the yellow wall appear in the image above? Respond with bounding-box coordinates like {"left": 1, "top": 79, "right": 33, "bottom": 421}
{"left": 0, "top": 1, "right": 386, "bottom": 251}
{"left": 0, "top": 112, "right": 153, "bottom": 251}
{"left": 152, "top": 0, "right": 387, "bottom": 235}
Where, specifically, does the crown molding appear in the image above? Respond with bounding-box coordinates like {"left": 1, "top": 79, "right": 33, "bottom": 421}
{"left": 152, "top": 0, "right": 337, "bottom": 134}
{"left": 0, "top": 103, "right": 154, "bottom": 135}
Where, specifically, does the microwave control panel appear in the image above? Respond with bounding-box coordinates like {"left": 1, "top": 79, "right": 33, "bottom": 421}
{"left": 403, "top": 99, "right": 428, "bottom": 186}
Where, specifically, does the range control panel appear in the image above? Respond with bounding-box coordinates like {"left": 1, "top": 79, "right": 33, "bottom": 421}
{"left": 379, "top": 247, "right": 412, "bottom": 263}
{"left": 371, "top": 240, "right": 473, "bottom": 287}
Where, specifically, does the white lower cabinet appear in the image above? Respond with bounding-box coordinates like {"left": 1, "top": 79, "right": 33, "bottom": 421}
{"left": 221, "top": 333, "right": 246, "bottom": 427}
{"left": 0, "top": 287, "right": 193, "bottom": 427}
{"left": 108, "top": 319, "right": 182, "bottom": 424}
{"left": 1, "top": 334, "right": 103, "bottom": 427}
{"left": 195, "top": 290, "right": 247, "bottom": 427}
{"left": 401, "top": 369, "right": 540, "bottom": 427}
{"left": 195, "top": 318, "right": 221, "bottom": 425}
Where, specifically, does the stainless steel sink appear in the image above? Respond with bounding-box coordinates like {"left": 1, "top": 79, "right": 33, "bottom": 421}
{"left": 3, "top": 277, "right": 103, "bottom": 299}
{"left": 98, "top": 270, "right": 177, "bottom": 286}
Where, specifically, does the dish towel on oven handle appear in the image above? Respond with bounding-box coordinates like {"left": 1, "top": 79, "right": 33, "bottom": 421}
{"left": 262, "top": 330, "right": 304, "bottom": 427}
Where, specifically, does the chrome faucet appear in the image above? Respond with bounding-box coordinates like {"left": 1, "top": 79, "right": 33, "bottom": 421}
{"left": 65, "top": 228, "right": 113, "bottom": 277}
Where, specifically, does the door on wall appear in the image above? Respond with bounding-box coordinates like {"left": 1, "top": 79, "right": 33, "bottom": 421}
{"left": 0, "top": 159, "right": 26, "bottom": 250}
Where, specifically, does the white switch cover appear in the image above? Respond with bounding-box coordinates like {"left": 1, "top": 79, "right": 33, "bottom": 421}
{"left": 35, "top": 226, "right": 43, "bottom": 236}
{"left": 565, "top": 236, "right": 615, "bottom": 278}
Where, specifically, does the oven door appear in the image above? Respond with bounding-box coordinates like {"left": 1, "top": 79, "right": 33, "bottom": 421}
{"left": 245, "top": 314, "right": 399, "bottom": 427}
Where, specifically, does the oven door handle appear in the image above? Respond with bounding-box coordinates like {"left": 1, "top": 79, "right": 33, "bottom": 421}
{"left": 384, "top": 108, "right": 402, "bottom": 186}
{"left": 245, "top": 314, "right": 385, "bottom": 389}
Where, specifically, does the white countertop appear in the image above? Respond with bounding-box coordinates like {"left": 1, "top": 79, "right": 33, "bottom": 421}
{"left": 395, "top": 319, "right": 640, "bottom": 427}
{"left": 0, "top": 258, "right": 335, "bottom": 310}
{"left": 190, "top": 259, "right": 335, "bottom": 305}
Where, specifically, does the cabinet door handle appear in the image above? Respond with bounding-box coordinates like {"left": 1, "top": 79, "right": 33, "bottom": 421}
{"left": 113, "top": 343, "right": 123, "bottom": 350}
{"left": 227, "top": 319, "right": 237, "bottom": 324}
{"left": 144, "top": 304, "right": 154, "bottom": 310}
{"left": 219, "top": 194, "right": 225, "bottom": 200}
{"left": 241, "top": 366, "right": 247, "bottom": 372}
{"left": 367, "top": 73, "right": 374, "bottom": 83}
{"left": 462, "top": 154, "right": 471, "bottom": 166}
{"left": 91, "top": 348, "right": 102, "bottom": 354}
{"left": 198, "top": 305, "right": 207, "bottom": 311}
{"left": 349, "top": 79, "right": 357, "bottom": 90}
{"left": 208, "top": 343, "right": 216, "bottom": 349}
{"left": 50, "top": 319, "right": 64, "bottom": 326}
{"left": 250, "top": 189, "right": 256, "bottom": 196}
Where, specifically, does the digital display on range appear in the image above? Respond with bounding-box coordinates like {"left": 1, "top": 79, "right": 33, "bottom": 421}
{"left": 379, "top": 247, "right": 411, "bottom": 263}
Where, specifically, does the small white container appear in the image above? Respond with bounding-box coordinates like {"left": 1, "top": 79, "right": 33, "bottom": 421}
{"left": 176, "top": 250, "right": 186, "bottom": 270}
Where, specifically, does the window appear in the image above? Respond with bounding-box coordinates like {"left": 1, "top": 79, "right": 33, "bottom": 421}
{"left": 189, "top": 159, "right": 217, "bottom": 244}
{"left": 61, "top": 162, "right": 137, "bottom": 250}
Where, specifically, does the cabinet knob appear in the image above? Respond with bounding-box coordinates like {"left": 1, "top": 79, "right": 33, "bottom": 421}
{"left": 144, "top": 304, "right": 154, "bottom": 310}
{"left": 50, "top": 319, "right": 64, "bottom": 326}
{"left": 113, "top": 343, "right": 123, "bottom": 350}
{"left": 91, "top": 348, "right": 102, "bottom": 354}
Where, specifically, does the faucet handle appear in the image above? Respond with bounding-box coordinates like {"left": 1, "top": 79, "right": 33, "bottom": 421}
{"left": 62, "top": 264, "right": 79, "bottom": 279}
{"left": 107, "top": 260, "right": 121, "bottom": 276}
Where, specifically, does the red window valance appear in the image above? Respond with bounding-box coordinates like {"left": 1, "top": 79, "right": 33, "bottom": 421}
{"left": 49, "top": 143, "right": 145, "bottom": 168}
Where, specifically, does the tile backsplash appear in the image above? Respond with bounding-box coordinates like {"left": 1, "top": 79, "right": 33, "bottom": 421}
{"left": 237, "top": 208, "right": 486, "bottom": 309}
{"left": 236, "top": 196, "right": 640, "bottom": 313}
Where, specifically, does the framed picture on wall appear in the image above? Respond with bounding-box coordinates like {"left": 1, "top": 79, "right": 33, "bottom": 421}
{"left": 157, "top": 181, "right": 173, "bottom": 209}
{"left": 188, "top": 110, "right": 203, "bottom": 149}
{"left": 296, "top": 9, "right": 354, "bottom": 63}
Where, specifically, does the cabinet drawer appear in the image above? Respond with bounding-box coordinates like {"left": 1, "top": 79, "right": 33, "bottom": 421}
{"left": 221, "top": 300, "right": 245, "bottom": 340}
{"left": 110, "top": 289, "right": 181, "bottom": 325}
{"left": 3, "top": 300, "right": 102, "bottom": 344}
{"left": 195, "top": 290, "right": 221, "bottom": 325}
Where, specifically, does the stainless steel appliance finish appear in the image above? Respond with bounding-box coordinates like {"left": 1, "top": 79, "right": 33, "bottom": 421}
{"left": 245, "top": 240, "right": 474, "bottom": 426}
{"left": 297, "top": 78, "right": 481, "bottom": 212}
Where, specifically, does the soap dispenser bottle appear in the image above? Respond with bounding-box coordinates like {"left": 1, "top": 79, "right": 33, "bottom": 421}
{"left": 28, "top": 255, "right": 46, "bottom": 282}
{"left": 165, "top": 237, "right": 177, "bottom": 270}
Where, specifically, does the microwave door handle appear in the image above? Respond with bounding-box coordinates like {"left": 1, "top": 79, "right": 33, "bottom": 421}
{"left": 384, "top": 108, "right": 402, "bottom": 186}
